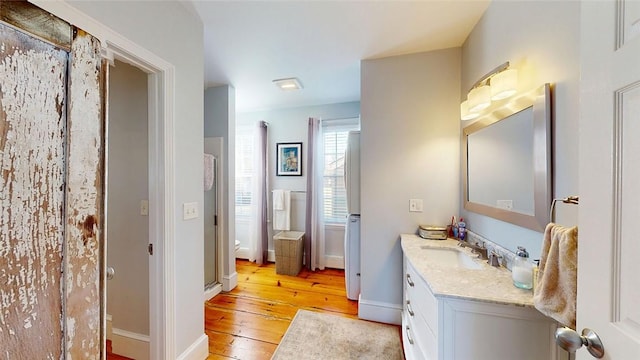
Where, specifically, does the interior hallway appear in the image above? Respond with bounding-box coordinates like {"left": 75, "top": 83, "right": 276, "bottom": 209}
{"left": 205, "top": 260, "right": 358, "bottom": 359}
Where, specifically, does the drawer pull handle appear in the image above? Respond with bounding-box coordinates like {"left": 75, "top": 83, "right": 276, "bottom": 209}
{"left": 405, "top": 325, "right": 414, "bottom": 345}
{"left": 406, "top": 300, "right": 415, "bottom": 316}
{"left": 406, "top": 273, "right": 415, "bottom": 287}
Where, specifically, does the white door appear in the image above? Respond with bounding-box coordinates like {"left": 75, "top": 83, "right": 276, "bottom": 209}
{"left": 578, "top": 0, "right": 640, "bottom": 358}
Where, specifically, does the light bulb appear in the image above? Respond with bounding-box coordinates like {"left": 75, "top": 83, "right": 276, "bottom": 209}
{"left": 468, "top": 85, "right": 491, "bottom": 113}
{"left": 490, "top": 69, "right": 518, "bottom": 100}
{"left": 460, "top": 100, "right": 479, "bottom": 121}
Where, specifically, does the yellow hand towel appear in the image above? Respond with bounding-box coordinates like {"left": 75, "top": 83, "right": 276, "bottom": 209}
{"left": 533, "top": 223, "right": 578, "bottom": 329}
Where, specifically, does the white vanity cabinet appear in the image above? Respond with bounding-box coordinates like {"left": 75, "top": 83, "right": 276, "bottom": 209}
{"left": 403, "top": 257, "right": 439, "bottom": 359}
{"left": 402, "top": 244, "right": 563, "bottom": 360}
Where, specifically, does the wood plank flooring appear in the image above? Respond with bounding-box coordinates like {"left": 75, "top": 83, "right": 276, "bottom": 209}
{"left": 205, "top": 260, "right": 358, "bottom": 359}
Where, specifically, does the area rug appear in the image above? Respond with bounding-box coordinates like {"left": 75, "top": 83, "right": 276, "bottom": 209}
{"left": 271, "top": 310, "right": 404, "bottom": 360}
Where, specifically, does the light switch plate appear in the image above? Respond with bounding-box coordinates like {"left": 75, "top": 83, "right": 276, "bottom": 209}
{"left": 183, "top": 202, "right": 198, "bottom": 220}
{"left": 409, "top": 199, "right": 423, "bottom": 212}
{"left": 140, "top": 200, "right": 149, "bottom": 216}
{"left": 496, "top": 200, "right": 513, "bottom": 210}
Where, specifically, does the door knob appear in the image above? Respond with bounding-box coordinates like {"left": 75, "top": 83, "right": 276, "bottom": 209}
{"left": 555, "top": 327, "right": 604, "bottom": 358}
{"left": 106, "top": 266, "right": 115, "bottom": 280}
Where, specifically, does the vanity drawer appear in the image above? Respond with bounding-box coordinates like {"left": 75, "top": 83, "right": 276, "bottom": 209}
{"left": 406, "top": 260, "right": 439, "bottom": 338}
{"left": 402, "top": 312, "right": 426, "bottom": 360}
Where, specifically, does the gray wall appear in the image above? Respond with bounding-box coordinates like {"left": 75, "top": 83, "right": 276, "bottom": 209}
{"left": 236, "top": 101, "right": 360, "bottom": 265}
{"left": 204, "top": 85, "right": 236, "bottom": 287}
{"left": 460, "top": 0, "right": 580, "bottom": 259}
{"left": 360, "top": 48, "right": 461, "bottom": 323}
{"left": 107, "top": 60, "right": 149, "bottom": 336}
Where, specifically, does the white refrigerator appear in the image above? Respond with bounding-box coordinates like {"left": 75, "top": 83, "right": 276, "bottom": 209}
{"left": 344, "top": 131, "right": 360, "bottom": 300}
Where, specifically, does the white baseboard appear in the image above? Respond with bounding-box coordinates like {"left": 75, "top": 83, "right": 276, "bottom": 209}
{"left": 237, "top": 248, "right": 345, "bottom": 270}
{"left": 324, "top": 255, "right": 344, "bottom": 269}
{"left": 222, "top": 271, "right": 237, "bottom": 292}
{"left": 111, "top": 327, "right": 150, "bottom": 360}
{"left": 106, "top": 314, "right": 113, "bottom": 339}
{"left": 358, "top": 296, "right": 402, "bottom": 325}
{"left": 235, "top": 248, "right": 276, "bottom": 262}
{"left": 235, "top": 248, "right": 275, "bottom": 262}
{"left": 236, "top": 247, "right": 250, "bottom": 259}
{"left": 204, "top": 283, "right": 222, "bottom": 302}
{"left": 176, "top": 333, "right": 209, "bottom": 360}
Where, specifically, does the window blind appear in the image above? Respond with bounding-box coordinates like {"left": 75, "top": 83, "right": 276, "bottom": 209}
{"left": 235, "top": 125, "right": 254, "bottom": 219}
{"left": 322, "top": 118, "right": 359, "bottom": 224}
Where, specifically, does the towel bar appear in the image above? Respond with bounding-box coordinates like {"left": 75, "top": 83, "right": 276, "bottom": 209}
{"left": 549, "top": 196, "right": 579, "bottom": 222}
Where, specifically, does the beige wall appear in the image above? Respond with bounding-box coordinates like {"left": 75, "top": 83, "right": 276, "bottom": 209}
{"left": 107, "top": 60, "right": 149, "bottom": 336}
{"left": 360, "top": 48, "right": 461, "bottom": 323}
{"left": 461, "top": 0, "right": 580, "bottom": 259}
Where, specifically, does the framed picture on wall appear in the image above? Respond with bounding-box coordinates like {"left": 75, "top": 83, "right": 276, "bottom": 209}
{"left": 276, "top": 142, "right": 302, "bottom": 176}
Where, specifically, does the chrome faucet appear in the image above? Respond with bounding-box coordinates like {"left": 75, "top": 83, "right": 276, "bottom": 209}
{"left": 487, "top": 250, "right": 502, "bottom": 267}
{"left": 458, "top": 240, "right": 488, "bottom": 260}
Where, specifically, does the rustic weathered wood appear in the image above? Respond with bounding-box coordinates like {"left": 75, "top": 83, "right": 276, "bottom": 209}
{"left": 0, "top": 21, "right": 68, "bottom": 360}
{"left": 0, "top": 6, "right": 104, "bottom": 359}
{"left": 0, "top": 0, "right": 71, "bottom": 50}
{"left": 205, "top": 260, "right": 358, "bottom": 359}
{"left": 63, "top": 27, "right": 104, "bottom": 359}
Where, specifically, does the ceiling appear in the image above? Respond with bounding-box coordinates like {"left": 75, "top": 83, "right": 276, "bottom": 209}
{"left": 188, "top": 1, "right": 490, "bottom": 113}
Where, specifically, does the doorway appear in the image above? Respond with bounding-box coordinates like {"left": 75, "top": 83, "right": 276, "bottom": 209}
{"left": 105, "top": 59, "right": 151, "bottom": 359}
{"left": 204, "top": 137, "right": 224, "bottom": 300}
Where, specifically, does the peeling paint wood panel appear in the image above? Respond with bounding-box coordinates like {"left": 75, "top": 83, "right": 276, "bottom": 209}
{"left": 0, "top": 0, "right": 71, "bottom": 51}
{"left": 0, "top": 22, "right": 68, "bottom": 360}
{"left": 63, "top": 28, "right": 104, "bottom": 360}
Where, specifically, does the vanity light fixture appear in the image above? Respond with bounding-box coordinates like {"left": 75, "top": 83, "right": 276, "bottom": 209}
{"left": 273, "top": 77, "right": 303, "bottom": 91}
{"left": 461, "top": 62, "right": 518, "bottom": 120}
{"left": 468, "top": 84, "right": 492, "bottom": 113}
{"left": 460, "top": 100, "right": 479, "bottom": 121}
{"left": 490, "top": 68, "right": 518, "bottom": 100}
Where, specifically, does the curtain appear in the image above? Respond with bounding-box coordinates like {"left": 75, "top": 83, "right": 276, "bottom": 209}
{"left": 249, "top": 121, "right": 269, "bottom": 264}
{"left": 305, "top": 118, "right": 325, "bottom": 270}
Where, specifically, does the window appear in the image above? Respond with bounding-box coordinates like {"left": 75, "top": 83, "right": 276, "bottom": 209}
{"left": 235, "top": 124, "right": 254, "bottom": 219}
{"left": 322, "top": 118, "right": 360, "bottom": 224}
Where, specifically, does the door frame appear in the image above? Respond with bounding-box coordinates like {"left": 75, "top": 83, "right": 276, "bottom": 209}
{"left": 30, "top": 2, "right": 177, "bottom": 358}
{"left": 204, "top": 137, "right": 225, "bottom": 302}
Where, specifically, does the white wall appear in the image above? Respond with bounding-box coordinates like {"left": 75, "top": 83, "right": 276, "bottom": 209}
{"left": 107, "top": 60, "right": 149, "bottom": 339}
{"left": 236, "top": 101, "right": 360, "bottom": 267}
{"left": 61, "top": 1, "right": 206, "bottom": 356}
{"left": 360, "top": 48, "right": 461, "bottom": 323}
{"left": 460, "top": 1, "right": 580, "bottom": 260}
{"left": 204, "top": 85, "right": 237, "bottom": 289}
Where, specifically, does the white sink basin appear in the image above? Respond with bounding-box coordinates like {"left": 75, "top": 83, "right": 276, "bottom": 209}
{"left": 419, "top": 246, "right": 482, "bottom": 270}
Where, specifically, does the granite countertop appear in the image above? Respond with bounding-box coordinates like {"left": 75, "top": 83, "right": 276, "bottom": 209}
{"left": 401, "top": 234, "right": 534, "bottom": 307}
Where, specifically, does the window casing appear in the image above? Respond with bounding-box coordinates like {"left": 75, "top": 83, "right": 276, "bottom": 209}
{"left": 322, "top": 118, "right": 360, "bottom": 224}
{"left": 235, "top": 125, "right": 254, "bottom": 219}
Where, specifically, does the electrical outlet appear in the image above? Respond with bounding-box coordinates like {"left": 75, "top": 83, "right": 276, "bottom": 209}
{"left": 409, "top": 199, "right": 423, "bottom": 212}
{"left": 140, "top": 200, "right": 149, "bottom": 216}
{"left": 183, "top": 202, "right": 199, "bottom": 220}
{"left": 496, "top": 200, "right": 513, "bottom": 210}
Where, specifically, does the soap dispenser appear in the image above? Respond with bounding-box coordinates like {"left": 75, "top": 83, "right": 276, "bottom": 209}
{"left": 512, "top": 246, "right": 533, "bottom": 290}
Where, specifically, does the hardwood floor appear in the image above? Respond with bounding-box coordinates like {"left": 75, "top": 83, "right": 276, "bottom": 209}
{"left": 205, "top": 260, "right": 358, "bottom": 359}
